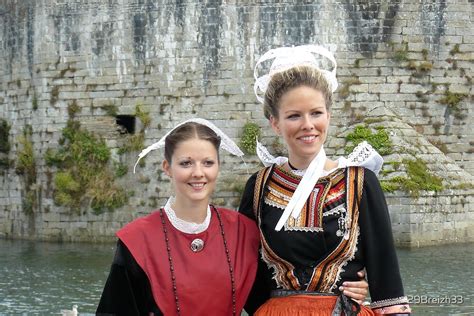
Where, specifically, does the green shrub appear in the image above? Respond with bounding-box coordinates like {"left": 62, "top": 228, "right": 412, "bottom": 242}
{"left": 383, "top": 159, "right": 443, "bottom": 197}
{"left": 239, "top": 122, "right": 261, "bottom": 155}
{"left": 16, "top": 135, "right": 36, "bottom": 177}
{"left": 47, "top": 120, "right": 127, "bottom": 213}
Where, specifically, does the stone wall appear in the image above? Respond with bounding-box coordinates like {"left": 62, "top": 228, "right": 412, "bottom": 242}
{"left": 0, "top": 0, "right": 473, "bottom": 246}
{"left": 388, "top": 189, "right": 474, "bottom": 247}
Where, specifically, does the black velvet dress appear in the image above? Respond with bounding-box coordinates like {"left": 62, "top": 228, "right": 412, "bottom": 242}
{"left": 239, "top": 165, "right": 409, "bottom": 314}
{"left": 96, "top": 240, "right": 162, "bottom": 316}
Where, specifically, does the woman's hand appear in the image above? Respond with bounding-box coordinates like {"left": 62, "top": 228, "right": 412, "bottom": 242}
{"left": 338, "top": 270, "right": 368, "bottom": 304}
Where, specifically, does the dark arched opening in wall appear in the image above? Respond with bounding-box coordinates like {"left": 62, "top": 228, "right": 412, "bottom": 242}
{"left": 116, "top": 115, "right": 136, "bottom": 134}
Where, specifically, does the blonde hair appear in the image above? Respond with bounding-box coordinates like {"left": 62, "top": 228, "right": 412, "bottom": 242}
{"left": 263, "top": 66, "right": 333, "bottom": 119}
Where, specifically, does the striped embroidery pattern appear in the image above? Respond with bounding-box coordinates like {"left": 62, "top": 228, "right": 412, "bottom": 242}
{"left": 254, "top": 166, "right": 364, "bottom": 291}
{"left": 263, "top": 165, "right": 346, "bottom": 231}
{"left": 307, "top": 167, "right": 364, "bottom": 292}
{"left": 253, "top": 167, "right": 272, "bottom": 218}
{"left": 253, "top": 166, "right": 300, "bottom": 289}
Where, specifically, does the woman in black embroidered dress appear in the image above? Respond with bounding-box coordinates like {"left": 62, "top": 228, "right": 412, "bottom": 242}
{"left": 239, "top": 46, "right": 411, "bottom": 315}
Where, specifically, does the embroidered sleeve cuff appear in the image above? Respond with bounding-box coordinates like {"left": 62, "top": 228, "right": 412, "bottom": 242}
{"left": 370, "top": 296, "right": 410, "bottom": 310}
{"left": 373, "top": 304, "right": 411, "bottom": 314}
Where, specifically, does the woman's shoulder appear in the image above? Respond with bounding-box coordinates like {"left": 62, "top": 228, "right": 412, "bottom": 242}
{"left": 215, "top": 207, "right": 251, "bottom": 221}
{"left": 117, "top": 210, "right": 162, "bottom": 237}
{"left": 241, "top": 166, "right": 273, "bottom": 193}
{"left": 215, "top": 207, "right": 258, "bottom": 228}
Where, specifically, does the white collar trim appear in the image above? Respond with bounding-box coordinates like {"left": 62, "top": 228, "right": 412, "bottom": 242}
{"left": 163, "top": 197, "right": 211, "bottom": 234}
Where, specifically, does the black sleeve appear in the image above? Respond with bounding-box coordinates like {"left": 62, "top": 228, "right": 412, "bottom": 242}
{"left": 96, "top": 240, "right": 162, "bottom": 316}
{"left": 243, "top": 256, "right": 273, "bottom": 315}
{"left": 238, "top": 172, "right": 258, "bottom": 222}
{"left": 359, "top": 169, "right": 406, "bottom": 304}
{"left": 239, "top": 172, "right": 272, "bottom": 315}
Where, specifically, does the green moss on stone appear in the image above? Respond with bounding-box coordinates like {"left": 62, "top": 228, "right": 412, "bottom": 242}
{"left": 449, "top": 44, "right": 461, "bottom": 56}
{"left": 240, "top": 122, "right": 261, "bottom": 155}
{"left": 438, "top": 90, "right": 467, "bottom": 111}
{"left": 118, "top": 132, "right": 145, "bottom": 154}
{"left": 345, "top": 125, "right": 393, "bottom": 156}
{"left": 32, "top": 92, "right": 38, "bottom": 110}
{"left": 393, "top": 42, "right": 409, "bottom": 62}
{"left": 50, "top": 86, "right": 60, "bottom": 105}
{"left": 67, "top": 100, "right": 80, "bottom": 118}
{"left": 101, "top": 104, "right": 118, "bottom": 116}
{"left": 135, "top": 104, "right": 151, "bottom": 128}
{"left": 383, "top": 159, "right": 443, "bottom": 197}
{"left": 339, "top": 77, "right": 361, "bottom": 99}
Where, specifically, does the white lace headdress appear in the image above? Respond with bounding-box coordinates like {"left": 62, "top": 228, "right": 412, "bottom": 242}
{"left": 133, "top": 118, "right": 244, "bottom": 173}
{"left": 253, "top": 45, "right": 384, "bottom": 231}
{"left": 254, "top": 44, "right": 339, "bottom": 103}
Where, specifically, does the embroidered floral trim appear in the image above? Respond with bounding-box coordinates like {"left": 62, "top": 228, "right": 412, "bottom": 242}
{"left": 284, "top": 224, "right": 324, "bottom": 232}
{"left": 264, "top": 167, "right": 327, "bottom": 231}
{"left": 260, "top": 236, "right": 300, "bottom": 289}
{"left": 370, "top": 296, "right": 410, "bottom": 309}
{"left": 268, "top": 186, "right": 291, "bottom": 202}
{"left": 264, "top": 197, "right": 286, "bottom": 210}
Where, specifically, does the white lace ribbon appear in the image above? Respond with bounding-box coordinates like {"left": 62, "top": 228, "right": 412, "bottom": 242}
{"left": 257, "top": 140, "right": 383, "bottom": 175}
{"left": 275, "top": 148, "right": 327, "bottom": 231}
{"left": 338, "top": 141, "right": 383, "bottom": 175}
{"left": 163, "top": 197, "right": 211, "bottom": 234}
{"left": 133, "top": 118, "right": 244, "bottom": 173}
{"left": 258, "top": 141, "right": 384, "bottom": 231}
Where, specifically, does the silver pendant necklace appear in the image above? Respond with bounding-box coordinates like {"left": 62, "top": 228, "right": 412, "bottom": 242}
{"left": 159, "top": 207, "right": 236, "bottom": 316}
{"left": 190, "top": 238, "right": 204, "bottom": 252}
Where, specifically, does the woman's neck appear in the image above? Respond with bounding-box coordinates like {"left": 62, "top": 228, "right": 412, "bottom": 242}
{"left": 287, "top": 155, "right": 313, "bottom": 170}
{"left": 172, "top": 199, "right": 209, "bottom": 224}
{"left": 287, "top": 152, "right": 337, "bottom": 172}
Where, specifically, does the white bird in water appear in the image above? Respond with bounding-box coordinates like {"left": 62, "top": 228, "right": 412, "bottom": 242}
{"left": 60, "top": 304, "right": 78, "bottom": 316}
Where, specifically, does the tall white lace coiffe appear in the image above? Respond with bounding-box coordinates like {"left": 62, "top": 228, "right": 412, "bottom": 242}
{"left": 254, "top": 45, "right": 339, "bottom": 104}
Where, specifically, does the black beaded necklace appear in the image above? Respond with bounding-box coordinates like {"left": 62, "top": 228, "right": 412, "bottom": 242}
{"left": 159, "top": 206, "right": 236, "bottom": 316}
{"left": 287, "top": 160, "right": 306, "bottom": 176}
{"left": 287, "top": 160, "right": 299, "bottom": 170}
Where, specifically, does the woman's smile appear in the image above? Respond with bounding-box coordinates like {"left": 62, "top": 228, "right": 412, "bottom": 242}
{"left": 270, "top": 86, "right": 330, "bottom": 169}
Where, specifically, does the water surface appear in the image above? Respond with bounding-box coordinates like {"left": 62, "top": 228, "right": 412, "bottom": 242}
{"left": 0, "top": 239, "right": 473, "bottom": 315}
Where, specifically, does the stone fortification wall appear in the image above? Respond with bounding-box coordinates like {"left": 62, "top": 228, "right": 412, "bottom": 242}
{"left": 0, "top": 0, "right": 473, "bottom": 246}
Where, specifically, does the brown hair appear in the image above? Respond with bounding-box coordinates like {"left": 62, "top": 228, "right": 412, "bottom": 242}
{"left": 164, "top": 122, "right": 221, "bottom": 162}
{"left": 263, "top": 66, "right": 333, "bottom": 119}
